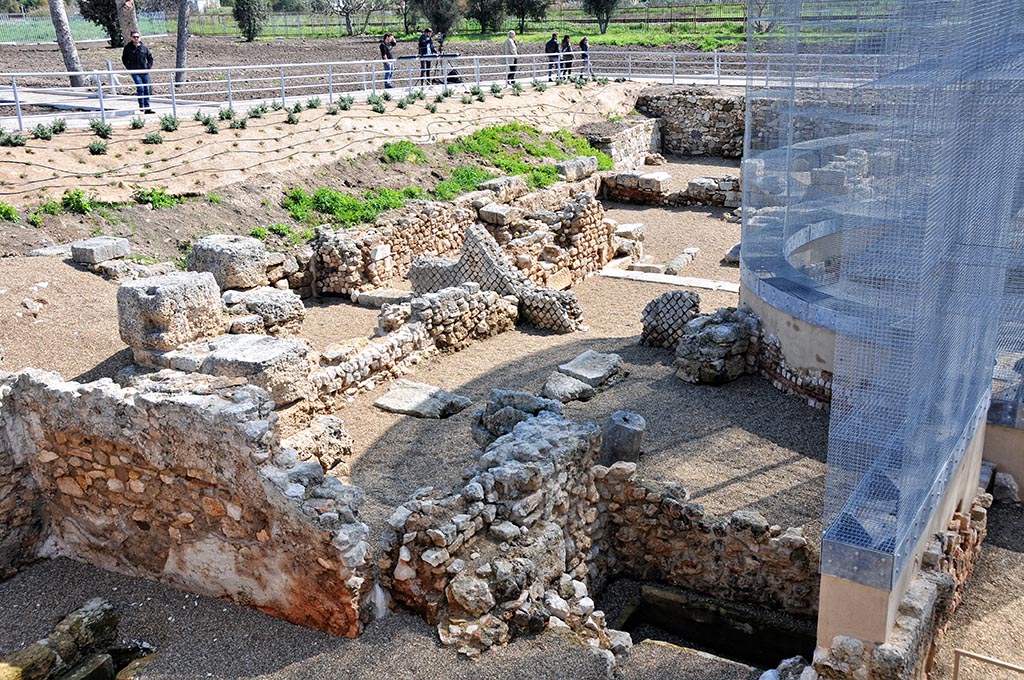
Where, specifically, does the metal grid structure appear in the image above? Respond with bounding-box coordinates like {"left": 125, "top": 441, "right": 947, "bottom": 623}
{"left": 742, "top": 0, "right": 1024, "bottom": 590}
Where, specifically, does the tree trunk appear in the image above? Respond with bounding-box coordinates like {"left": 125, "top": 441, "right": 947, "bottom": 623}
{"left": 48, "top": 0, "right": 85, "bottom": 87}
{"left": 118, "top": 0, "right": 140, "bottom": 44}
{"left": 175, "top": 0, "right": 190, "bottom": 83}
{"left": 343, "top": 11, "right": 353, "bottom": 36}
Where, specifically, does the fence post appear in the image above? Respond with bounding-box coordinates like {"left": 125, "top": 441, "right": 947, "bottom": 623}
{"left": 362, "top": 64, "right": 367, "bottom": 92}
{"left": 672, "top": 54, "right": 676, "bottom": 85}
{"left": 226, "top": 68, "right": 233, "bottom": 109}
{"left": 328, "top": 64, "right": 334, "bottom": 103}
{"left": 628, "top": 53, "right": 632, "bottom": 79}
{"left": 170, "top": 74, "right": 177, "bottom": 119}
{"left": 475, "top": 57, "right": 480, "bottom": 87}
{"left": 715, "top": 52, "right": 721, "bottom": 85}
{"left": 96, "top": 71, "right": 107, "bottom": 124}
{"left": 11, "top": 77, "right": 23, "bottom": 132}
{"left": 370, "top": 64, "right": 376, "bottom": 96}
{"left": 280, "top": 67, "right": 287, "bottom": 107}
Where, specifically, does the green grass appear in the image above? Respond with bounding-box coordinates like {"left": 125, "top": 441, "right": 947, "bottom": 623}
{"left": 0, "top": 201, "right": 18, "bottom": 222}
{"left": 432, "top": 166, "right": 496, "bottom": 201}
{"left": 133, "top": 187, "right": 182, "bottom": 209}
{"left": 61, "top": 189, "right": 95, "bottom": 215}
{"left": 381, "top": 141, "right": 425, "bottom": 164}
{"left": 283, "top": 185, "right": 426, "bottom": 228}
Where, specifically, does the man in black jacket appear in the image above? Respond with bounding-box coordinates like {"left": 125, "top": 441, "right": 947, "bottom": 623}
{"left": 121, "top": 31, "right": 155, "bottom": 113}
{"left": 544, "top": 33, "right": 559, "bottom": 81}
{"left": 417, "top": 28, "right": 434, "bottom": 85}
{"left": 379, "top": 32, "right": 396, "bottom": 89}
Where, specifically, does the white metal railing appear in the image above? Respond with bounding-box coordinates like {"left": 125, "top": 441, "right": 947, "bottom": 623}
{"left": 0, "top": 51, "right": 884, "bottom": 130}
{"left": 952, "top": 649, "right": 1024, "bottom": 680}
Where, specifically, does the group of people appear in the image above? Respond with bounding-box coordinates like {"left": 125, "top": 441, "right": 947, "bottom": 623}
{"left": 380, "top": 29, "right": 594, "bottom": 88}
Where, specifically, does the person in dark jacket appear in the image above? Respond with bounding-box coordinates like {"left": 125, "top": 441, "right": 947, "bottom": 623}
{"left": 560, "top": 35, "right": 574, "bottom": 77}
{"left": 121, "top": 31, "right": 154, "bottom": 113}
{"left": 417, "top": 28, "right": 434, "bottom": 85}
{"left": 579, "top": 37, "right": 594, "bottom": 77}
{"left": 379, "top": 32, "right": 397, "bottom": 89}
{"left": 545, "top": 33, "right": 559, "bottom": 81}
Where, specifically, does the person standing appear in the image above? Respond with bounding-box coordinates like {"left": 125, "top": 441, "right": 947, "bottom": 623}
{"left": 544, "top": 33, "right": 559, "bottom": 81}
{"left": 560, "top": 34, "right": 574, "bottom": 78}
{"left": 502, "top": 30, "right": 518, "bottom": 84}
{"left": 379, "top": 32, "right": 397, "bottom": 89}
{"left": 579, "top": 37, "right": 594, "bottom": 77}
{"left": 121, "top": 30, "right": 154, "bottom": 113}
{"left": 417, "top": 27, "right": 434, "bottom": 85}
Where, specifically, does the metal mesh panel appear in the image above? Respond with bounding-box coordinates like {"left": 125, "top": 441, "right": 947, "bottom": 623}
{"left": 743, "top": 0, "right": 1024, "bottom": 588}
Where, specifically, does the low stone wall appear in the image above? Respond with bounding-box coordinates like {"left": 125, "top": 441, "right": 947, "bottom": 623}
{"left": 811, "top": 495, "right": 991, "bottom": 680}
{"left": 592, "top": 463, "right": 819, "bottom": 615}
{"left": 310, "top": 284, "right": 519, "bottom": 409}
{"left": 577, "top": 119, "right": 661, "bottom": 169}
{"left": 0, "top": 379, "right": 46, "bottom": 579}
{"left": 635, "top": 86, "right": 744, "bottom": 158}
{"left": 314, "top": 203, "right": 473, "bottom": 296}
{"left": 760, "top": 335, "right": 833, "bottom": 410}
{"left": 0, "top": 369, "right": 373, "bottom": 637}
{"left": 601, "top": 170, "right": 741, "bottom": 208}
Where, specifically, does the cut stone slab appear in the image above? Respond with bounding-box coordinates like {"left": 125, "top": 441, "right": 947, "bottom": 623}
{"left": 628, "top": 262, "right": 666, "bottom": 275}
{"left": 558, "top": 350, "right": 623, "bottom": 388}
{"left": 556, "top": 156, "right": 598, "bottom": 181}
{"left": 478, "top": 203, "right": 517, "bottom": 226}
{"left": 224, "top": 286, "right": 305, "bottom": 335}
{"left": 374, "top": 379, "right": 472, "bottom": 419}
{"left": 541, "top": 371, "right": 596, "bottom": 403}
{"left": 117, "top": 271, "right": 224, "bottom": 351}
{"left": 71, "top": 236, "right": 130, "bottom": 264}
{"left": 352, "top": 288, "right": 413, "bottom": 309}
{"left": 29, "top": 244, "right": 73, "bottom": 257}
{"left": 614, "top": 223, "right": 645, "bottom": 242}
{"left": 187, "top": 234, "right": 268, "bottom": 290}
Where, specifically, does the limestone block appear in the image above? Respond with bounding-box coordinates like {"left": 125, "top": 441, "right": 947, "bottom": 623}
{"left": 70, "top": 236, "right": 130, "bottom": 264}
{"left": 628, "top": 262, "right": 666, "bottom": 274}
{"left": 599, "top": 411, "right": 646, "bottom": 465}
{"left": 638, "top": 172, "right": 671, "bottom": 192}
{"left": 558, "top": 350, "right": 623, "bottom": 387}
{"left": 374, "top": 379, "right": 472, "bottom": 419}
{"left": 478, "top": 203, "right": 517, "bottom": 226}
{"left": 352, "top": 288, "right": 413, "bottom": 309}
{"left": 117, "top": 272, "right": 224, "bottom": 351}
{"left": 477, "top": 176, "right": 529, "bottom": 203}
{"left": 555, "top": 156, "right": 598, "bottom": 182}
{"left": 225, "top": 287, "right": 305, "bottom": 336}
{"left": 187, "top": 234, "right": 268, "bottom": 289}
{"left": 993, "top": 472, "right": 1021, "bottom": 503}
{"left": 614, "top": 223, "right": 645, "bottom": 242}
{"left": 541, "top": 371, "right": 596, "bottom": 403}
{"left": 189, "top": 334, "right": 310, "bottom": 405}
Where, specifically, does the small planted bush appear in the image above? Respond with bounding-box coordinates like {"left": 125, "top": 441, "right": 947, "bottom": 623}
{"left": 0, "top": 201, "right": 19, "bottom": 222}
{"left": 32, "top": 124, "right": 52, "bottom": 140}
{"left": 490, "top": 83, "right": 502, "bottom": 94}
{"left": 461, "top": 95, "right": 472, "bottom": 105}
{"left": 290, "top": 101, "right": 304, "bottom": 114}
{"left": 249, "top": 226, "right": 268, "bottom": 240}
{"left": 205, "top": 120, "right": 220, "bottom": 134}
{"left": 382, "top": 91, "right": 393, "bottom": 102}
{"left": 159, "top": 114, "right": 179, "bottom": 132}
{"left": 218, "top": 107, "right": 235, "bottom": 120}
{"left": 0, "top": 132, "right": 26, "bottom": 147}
{"left": 133, "top": 186, "right": 181, "bottom": 208}
{"left": 50, "top": 118, "right": 67, "bottom": 134}
{"left": 367, "top": 94, "right": 383, "bottom": 106}
{"left": 371, "top": 102, "right": 386, "bottom": 114}
{"left": 193, "top": 110, "right": 207, "bottom": 122}
{"left": 327, "top": 104, "right": 340, "bottom": 115}
{"left": 229, "top": 118, "right": 247, "bottom": 129}
{"left": 89, "top": 119, "right": 113, "bottom": 139}
{"left": 142, "top": 132, "right": 164, "bottom": 145}
{"left": 426, "top": 102, "right": 437, "bottom": 113}
{"left": 306, "top": 97, "right": 321, "bottom": 109}
{"left": 271, "top": 101, "right": 284, "bottom": 111}
{"left": 469, "top": 85, "right": 482, "bottom": 96}
{"left": 338, "top": 96, "right": 354, "bottom": 111}
{"left": 397, "top": 99, "right": 409, "bottom": 109}
{"left": 130, "top": 116, "right": 146, "bottom": 129}
{"left": 61, "top": 188, "right": 94, "bottom": 214}
{"left": 88, "top": 139, "right": 108, "bottom": 155}
{"left": 285, "top": 111, "right": 299, "bottom": 124}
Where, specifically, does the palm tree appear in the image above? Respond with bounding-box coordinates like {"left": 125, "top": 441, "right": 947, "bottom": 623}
{"left": 47, "top": 0, "right": 85, "bottom": 87}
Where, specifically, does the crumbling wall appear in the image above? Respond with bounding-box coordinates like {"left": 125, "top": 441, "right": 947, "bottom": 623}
{"left": 577, "top": 119, "right": 661, "bottom": 169}
{"left": 0, "top": 376, "right": 47, "bottom": 579}
{"left": 591, "top": 462, "right": 820, "bottom": 615}
{"left": 760, "top": 334, "right": 833, "bottom": 410}
{"left": 601, "top": 170, "right": 741, "bottom": 208}
{"left": 0, "top": 370, "right": 372, "bottom": 637}
{"left": 314, "top": 203, "right": 473, "bottom": 296}
{"left": 635, "top": 86, "right": 744, "bottom": 157}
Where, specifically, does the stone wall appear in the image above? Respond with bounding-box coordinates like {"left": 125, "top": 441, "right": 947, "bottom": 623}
{"left": 577, "top": 119, "right": 661, "bottom": 169}
{"left": 0, "top": 377, "right": 46, "bottom": 579}
{"left": 760, "top": 334, "right": 833, "bottom": 410}
{"left": 601, "top": 170, "right": 741, "bottom": 209}
{"left": 635, "top": 86, "right": 744, "bottom": 158}
{"left": 811, "top": 494, "right": 991, "bottom": 680}
{"left": 0, "top": 369, "right": 373, "bottom": 637}
{"left": 591, "top": 463, "right": 819, "bottom": 615}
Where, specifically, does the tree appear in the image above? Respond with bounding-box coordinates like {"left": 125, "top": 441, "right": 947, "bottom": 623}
{"left": 233, "top": 0, "right": 269, "bottom": 41}
{"left": 411, "top": 0, "right": 459, "bottom": 36}
{"left": 749, "top": 0, "right": 776, "bottom": 34}
{"left": 116, "top": 0, "right": 140, "bottom": 47}
{"left": 79, "top": 0, "right": 124, "bottom": 47}
{"left": 391, "top": 0, "right": 418, "bottom": 35}
{"left": 504, "top": 0, "right": 546, "bottom": 33}
{"left": 581, "top": 0, "right": 617, "bottom": 34}
{"left": 48, "top": 0, "right": 85, "bottom": 87}
{"left": 174, "top": 0, "right": 190, "bottom": 83}
{"left": 311, "top": 0, "right": 386, "bottom": 36}
{"left": 465, "top": 0, "right": 503, "bottom": 33}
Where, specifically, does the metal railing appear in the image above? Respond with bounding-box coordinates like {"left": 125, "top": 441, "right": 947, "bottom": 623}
{"left": 0, "top": 51, "right": 883, "bottom": 131}
{"left": 952, "top": 649, "right": 1024, "bottom": 679}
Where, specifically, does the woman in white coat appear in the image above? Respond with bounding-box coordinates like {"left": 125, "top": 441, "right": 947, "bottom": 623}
{"left": 502, "top": 30, "right": 519, "bottom": 84}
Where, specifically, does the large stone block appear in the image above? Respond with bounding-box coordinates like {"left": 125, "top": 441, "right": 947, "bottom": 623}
{"left": 187, "top": 234, "right": 268, "bottom": 290}
{"left": 198, "top": 335, "right": 310, "bottom": 405}
{"left": 223, "top": 287, "right": 305, "bottom": 336}
{"left": 117, "top": 272, "right": 224, "bottom": 351}
{"left": 556, "top": 156, "right": 598, "bottom": 182}
{"left": 478, "top": 203, "right": 518, "bottom": 226}
{"left": 70, "top": 236, "right": 130, "bottom": 264}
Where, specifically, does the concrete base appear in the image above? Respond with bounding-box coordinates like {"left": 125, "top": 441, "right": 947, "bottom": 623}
{"left": 739, "top": 281, "right": 836, "bottom": 373}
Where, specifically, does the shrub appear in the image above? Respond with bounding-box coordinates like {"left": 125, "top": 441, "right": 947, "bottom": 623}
{"left": 88, "top": 140, "right": 108, "bottom": 155}
{"left": 269, "top": 222, "right": 291, "bottom": 236}
{"left": 306, "top": 97, "right": 321, "bottom": 109}
{"left": 290, "top": 101, "right": 304, "bottom": 114}
{"left": 205, "top": 120, "right": 220, "bottom": 134}
{"left": 133, "top": 186, "right": 180, "bottom": 208}
{"left": 382, "top": 91, "right": 393, "bottom": 102}
{"left": 533, "top": 80, "right": 547, "bottom": 92}
{"left": 470, "top": 85, "right": 483, "bottom": 96}
{"left": 461, "top": 95, "right": 472, "bottom": 105}
{"left": 511, "top": 82, "right": 523, "bottom": 96}
{"left": 442, "top": 87, "right": 454, "bottom": 98}
{"left": 159, "top": 114, "right": 179, "bottom": 132}
{"left": 367, "top": 94, "right": 383, "bottom": 106}
{"left": 233, "top": 0, "right": 268, "bottom": 42}
{"left": 229, "top": 118, "right": 247, "bottom": 129}
{"left": 0, "top": 132, "right": 26, "bottom": 147}
{"left": 27, "top": 212, "right": 43, "bottom": 227}
{"left": 39, "top": 201, "right": 61, "bottom": 215}
{"left": 271, "top": 101, "right": 284, "bottom": 111}
{"left": 397, "top": 99, "right": 408, "bottom": 110}
{"left": 249, "top": 226, "right": 268, "bottom": 240}
{"left": 434, "top": 94, "right": 445, "bottom": 104}
{"left": 490, "top": 83, "right": 502, "bottom": 94}
{"left": 218, "top": 107, "right": 235, "bottom": 120}
{"left": 208, "top": 193, "right": 223, "bottom": 204}
{"left": 0, "top": 201, "right": 18, "bottom": 222}
{"left": 381, "top": 141, "right": 424, "bottom": 164}
{"left": 50, "top": 118, "right": 67, "bottom": 134}
{"left": 61, "top": 189, "right": 94, "bottom": 214}
{"left": 327, "top": 105, "right": 340, "bottom": 115}
{"left": 89, "top": 119, "right": 113, "bottom": 139}
{"left": 247, "top": 106, "right": 265, "bottom": 119}
{"left": 285, "top": 111, "right": 299, "bottom": 124}
{"left": 193, "top": 110, "right": 207, "bottom": 122}
{"left": 371, "top": 102, "right": 386, "bottom": 114}
{"left": 130, "top": 116, "right": 146, "bottom": 129}
{"left": 338, "top": 96, "right": 354, "bottom": 111}
{"left": 426, "top": 103, "right": 437, "bottom": 114}
{"left": 32, "top": 124, "right": 52, "bottom": 140}
{"left": 142, "top": 132, "right": 164, "bottom": 144}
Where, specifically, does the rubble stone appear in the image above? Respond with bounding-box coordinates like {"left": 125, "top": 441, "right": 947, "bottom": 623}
{"left": 374, "top": 380, "right": 472, "bottom": 419}
{"left": 117, "top": 272, "right": 224, "bottom": 351}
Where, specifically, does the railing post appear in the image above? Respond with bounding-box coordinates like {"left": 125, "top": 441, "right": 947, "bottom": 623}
{"left": 362, "top": 63, "right": 367, "bottom": 92}
{"left": 280, "top": 67, "right": 287, "bottom": 107}
{"left": 11, "top": 77, "right": 23, "bottom": 132}
{"left": 475, "top": 57, "right": 480, "bottom": 87}
{"left": 328, "top": 64, "right": 334, "bottom": 103}
{"left": 370, "top": 64, "right": 376, "bottom": 95}
{"left": 627, "top": 53, "right": 632, "bottom": 79}
{"left": 226, "top": 68, "right": 233, "bottom": 109}
{"left": 715, "top": 52, "right": 721, "bottom": 85}
{"left": 96, "top": 71, "right": 107, "bottom": 123}
{"left": 170, "top": 74, "right": 177, "bottom": 119}
{"left": 672, "top": 54, "right": 676, "bottom": 85}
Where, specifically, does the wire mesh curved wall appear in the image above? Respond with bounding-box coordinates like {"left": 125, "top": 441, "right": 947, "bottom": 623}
{"left": 742, "top": 0, "right": 1024, "bottom": 589}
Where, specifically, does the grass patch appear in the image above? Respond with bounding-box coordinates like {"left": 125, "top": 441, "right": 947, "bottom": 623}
{"left": 381, "top": 140, "right": 425, "bottom": 164}
{"left": 133, "top": 187, "right": 182, "bottom": 208}
{"left": 431, "top": 166, "right": 496, "bottom": 201}
{"left": 283, "top": 185, "right": 425, "bottom": 227}
{"left": 61, "top": 189, "right": 95, "bottom": 215}
{"left": 0, "top": 201, "right": 18, "bottom": 222}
